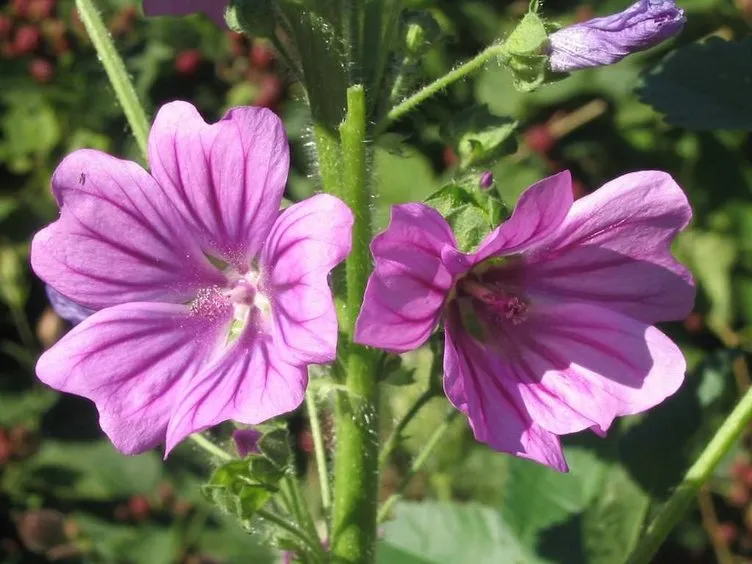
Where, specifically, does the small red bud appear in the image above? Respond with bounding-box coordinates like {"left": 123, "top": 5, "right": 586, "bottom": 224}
{"left": 683, "top": 312, "right": 704, "bottom": 334}
{"left": 523, "top": 124, "right": 556, "bottom": 154}
{"left": 442, "top": 146, "right": 459, "bottom": 169}
{"left": 728, "top": 483, "right": 749, "bottom": 507}
{"left": 11, "top": 0, "right": 31, "bottom": 19}
{"left": 249, "top": 40, "right": 275, "bottom": 71}
{"left": 717, "top": 522, "right": 737, "bottom": 544}
{"left": 0, "top": 15, "right": 13, "bottom": 40}
{"left": 29, "top": 57, "right": 53, "bottom": 82}
{"left": 175, "top": 49, "right": 202, "bottom": 76}
{"left": 27, "top": 0, "right": 55, "bottom": 22}
{"left": 127, "top": 495, "right": 150, "bottom": 522}
{"left": 13, "top": 24, "right": 41, "bottom": 55}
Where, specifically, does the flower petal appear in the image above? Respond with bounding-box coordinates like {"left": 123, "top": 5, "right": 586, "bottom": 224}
{"left": 45, "top": 286, "right": 95, "bottom": 325}
{"left": 142, "top": 0, "right": 227, "bottom": 27}
{"left": 521, "top": 170, "right": 694, "bottom": 322}
{"left": 31, "top": 150, "right": 224, "bottom": 310}
{"left": 36, "top": 302, "right": 232, "bottom": 454}
{"left": 355, "top": 204, "right": 457, "bottom": 353}
{"left": 507, "top": 302, "right": 685, "bottom": 436}
{"left": 165, "top": 312, "right": 307, "bottom": 454}
{"left": 148, "top": 101, "right": 289, "bottom": 269}
{"left": 262, "top": 194, "right": 353, "bottom": 365}
{"left": 443, "top": 313, "right": 568, "bottom": 471}
{"left": 471, "top": 171, "right": 574, "bottom": 264}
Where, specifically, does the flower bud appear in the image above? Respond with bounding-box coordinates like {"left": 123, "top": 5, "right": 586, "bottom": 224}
{"left": 548, "top": 0, "right": 685, "bottom": 73}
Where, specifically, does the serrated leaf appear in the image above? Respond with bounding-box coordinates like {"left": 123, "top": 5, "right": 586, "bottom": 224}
{"left": 638, "top": 36, "right": 752, "bottom": 130}
{"left": 582, "top": 466, "right": 650, "bottom": 564}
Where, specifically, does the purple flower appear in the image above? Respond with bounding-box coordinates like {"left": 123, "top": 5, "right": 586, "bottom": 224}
{"left": 142, "top": 0, "right": 227, "bottom": 28}
{"left": 355, "top": 171, "right": 694, "bottom": 471}
{"left": 31, "top": 101, "right": 353, "bottom": 456}
{"left": 548, "top": 0, "right": 685, "bottom": 73}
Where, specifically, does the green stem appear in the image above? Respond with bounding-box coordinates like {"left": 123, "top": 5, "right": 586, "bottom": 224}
{"left": 189, "top": 434, "right": 234, "bottom": 462}
{"left": 306, "top": 389, "right": 332, "bottom": 517}
{"left": 378, "top": 43, "right": 506, "bottom": 132}
{"left": 626, "top": 386, "right": 752, "bottom": 564}
{"left": 256, "top": 508, "right": 325, "bottom": 562}
{"left": 377, "top": 409, "right": 459, "bottom": 523}
{"left": 10, "top": 304, "right": 36, "bottom": 352}
{"left": 75, "top": 0, "right": 150, "bottom": 159}
{"left": 312, "top": 124, "right": 343, "bottom": 197}
{"left": 328, "top": 85, "right": 380, "bottom": 563}
{"left": 283, "top": 474, "right": 321, "bottom": 547}
{"left": 379, "top": 388, "right": 436, "bottom": 469}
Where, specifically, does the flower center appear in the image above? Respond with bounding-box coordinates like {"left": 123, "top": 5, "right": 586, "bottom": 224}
{"left": 189, "top": 269, "right": 271, "bottom": 341}
{"left": 459, "top": 278, "right": 529, "bottom": 326}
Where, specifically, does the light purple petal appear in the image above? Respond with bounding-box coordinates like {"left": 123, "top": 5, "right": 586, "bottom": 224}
{"left": 31, "top": 150, "right": 224, "bottom": 310}
{"left": 520, "top": 170, "right": 694, "bottom": 323}
{"left": 148, "top": 101, "right": 289, "bottom": 270}
{"left": 470, "top": 171, "right": 574, "bottom": 265}
{"left": 261, "top": 194, "right": 353, "bottom": 365}
{"left": 501, "top": 302, "right": 685, "bottom": 436}
{"left": 548, "top": 0, "right": 685, "bottom": 72}
{"left": 36, "top": 302, "right": 232, "bottom": 454}
{"left": 165, "top": 311, "right": 307, "bottom": 454}
{"left": 142, "top": 0, "right": 227, "bottom": 27}
{"left": 443, "top": 311, "right": 568, "bottom": 472}
{"left": 45, "top": 286, "right": 95, "bottom": 325}
{"left": 354, "top": 204, "right": 458, "bottom": 353}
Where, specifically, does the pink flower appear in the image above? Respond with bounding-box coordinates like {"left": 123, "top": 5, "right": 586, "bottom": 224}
{"left": 355, "top": 171, "right": 694, "bottom": 471}
{"left": 31, "top": 101, "right": 353, "bottom": 455}
{"left": 142, "top": 0, "right": 227, "bottom": 28}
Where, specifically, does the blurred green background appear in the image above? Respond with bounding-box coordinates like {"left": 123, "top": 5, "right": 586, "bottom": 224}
{"left": 1, "top": 0, "right": 752, "bottom": 562}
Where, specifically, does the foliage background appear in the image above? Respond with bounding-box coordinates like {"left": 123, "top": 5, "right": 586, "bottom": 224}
{"left": 1, "top": 0, "right": 751, "bottom": 562}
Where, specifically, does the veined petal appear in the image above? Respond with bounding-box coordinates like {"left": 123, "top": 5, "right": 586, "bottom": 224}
{"left": 262, "top": 194, "right": 353, "bottom": 365}
{"left": 507, "top": 303, "right": 685, "bottom": 436}
{"left": 165, "top": 311, "right": 307, "bottom": 454}
{"left": 471, "top": 171, "right": 574, "bottom": 264}
{"left": 521, "top": 171, "right": 694, "bottom": 322}
{"left": 355, "top": 204, "right": 457, "bottom": 353}
{"left": 148, "top": 101, "right": 289, "bottom": 269}
{"left": 45, "top": 286, "right": 95, "bottom": 325}
{"left": 142, "top": 0, "right": 227, "bottom": 27}
{"left": 443, "top": 313, "right": 568, "bottom": 471}
{"left": 31, "top": 150, "right": 224, "bottom": 310}
{"left": 36, "top": 302, "right": 232, "bottom": 454}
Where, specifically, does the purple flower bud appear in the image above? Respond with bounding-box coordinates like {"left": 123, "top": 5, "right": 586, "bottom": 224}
{"left": 232, "top": 428, "right": 262, "bottom": 457}
{"left": 480, "top": 171, "right": 494, "bottom": 190}
{"left": 548, "top": 0, "right": 685, "bottom": 73}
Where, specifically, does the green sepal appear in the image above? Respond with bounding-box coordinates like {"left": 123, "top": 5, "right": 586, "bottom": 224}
{"left": 227, "top": 0, "right": 276, "bottom": 37}
{"left": 257, "top": 428, "right": 293, "bottom": 471}
{"left": 381, "top": 354, "right": 417, "bottom": 386}
{"left": 501, "top": 10, "right": 551, "bottom": 92}
{"left": 446, "top": 105, "right": 518, "bottom": 170}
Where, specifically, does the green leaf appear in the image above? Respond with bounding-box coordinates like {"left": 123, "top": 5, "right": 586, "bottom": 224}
{"left": 638, "top": 36, "right": 752, "bottom": 130}
{"left": 500, "top": 448, "right": 605, "bottom": 546}
{"left": 582, "top": 466, "right": 650, "bottom": 564}
{"left": 0, "top": 95, "right": 60, "bottom": 174}
{"left": 21, "top": 441, "right": 162, "bottom": 500}
{"left": 0, "top": 388, "right": 57, "bottom": 427}
{"left": 378, "top": 502, "right": 542, "bottom": 564}
{"left": 257, "top": 428, "right": 292, "bottom": 471}
{"left": 446, "top": 105, "right": 518, "bottom": 169}
{"left": 382, "top": 355, "right": 418, "bottom": 386}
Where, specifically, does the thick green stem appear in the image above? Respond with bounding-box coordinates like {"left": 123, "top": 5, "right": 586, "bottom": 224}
{"left": 378, "top": 409, "right": 459, "bottom": 523}
{"left": 313, "top": 124, "right": 343, "bottom": 197}
{"left": 378, "top": 43, "right": 506, "bottom": 132}
{"left": 626, "top": 386, "right": 752, "bottom": 564}
{"left": 327, "top": 85, "right": 380, "bottom": 563}
{"left": 75, "top": 0, "right": 150, "bottom": 158}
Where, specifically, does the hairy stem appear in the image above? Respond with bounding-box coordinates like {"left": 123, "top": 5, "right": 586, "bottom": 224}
{"left": 378, "top": 43, "right": 506, "bottom": 132}
{"left": 378, "top": 409, "right": 459, "bottom": 523}
{"left": 189, "top": 434, "right": 234, "bottom": 462}
{"left": 256, "top": 508, "right": 325, "bottom": 562}
{"left": 379, "top": 387, "right": 436, "bottom": 469}
{"left": 627, "top": 386, "right": 752, "bottom": 564}
{"left": 325, "top": 85, "right": 380, "bottom": 563}
{"left": 306, "top": 389, "right": 332, "bottom": 520}
{"left": 75, "top": 0, "right": 150, "bottom": 158}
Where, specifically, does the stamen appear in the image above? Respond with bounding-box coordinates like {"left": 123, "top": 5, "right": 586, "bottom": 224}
{"left": 460, "top": 278, "right": 529, "bottom": 326}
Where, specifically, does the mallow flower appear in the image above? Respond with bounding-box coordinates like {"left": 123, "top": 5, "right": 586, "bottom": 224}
{"left": 142, "top": 0, "right": 227, "bottom": 27}
{"left": 31, "top": 101, "right": 353, "bottom": 456}
{"left": 355, "top": 171, "right": 694, "bottom": 471}
{"left": 547, "top": 0, "right": 685, "bottom": 73}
